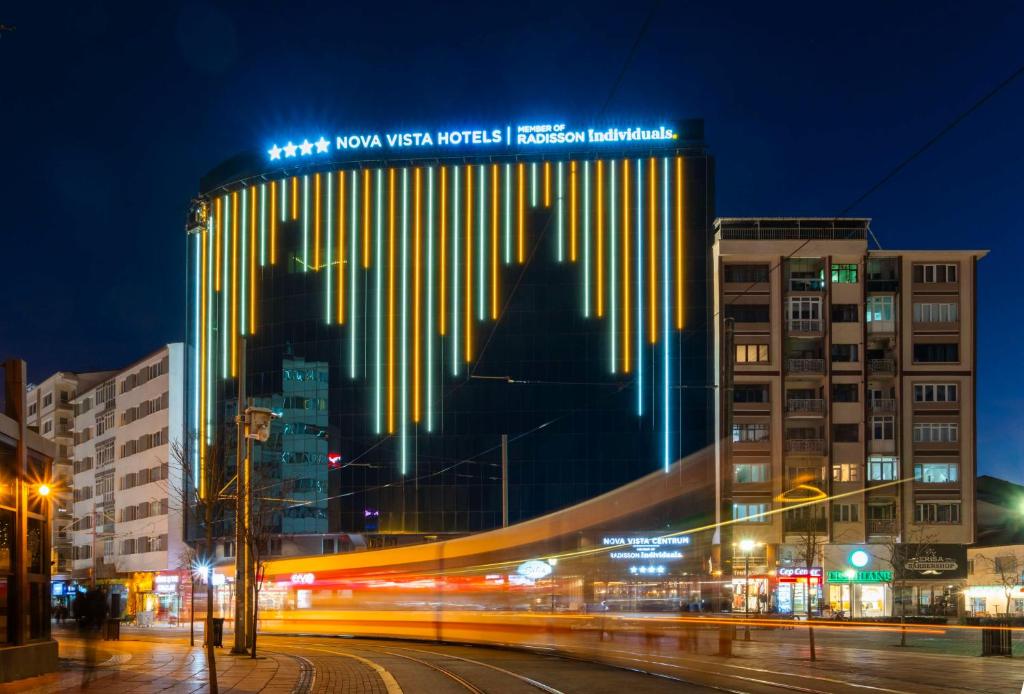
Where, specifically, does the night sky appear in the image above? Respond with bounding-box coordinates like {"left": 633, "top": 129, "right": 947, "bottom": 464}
{"left": 2, "top": 2, "right": 1021, "bottom": 482}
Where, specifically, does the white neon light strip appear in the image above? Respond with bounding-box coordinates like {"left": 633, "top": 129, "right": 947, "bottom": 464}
{"left": 206, "top": 220, "right": 214, "bottom": 443}
{"left": 302, "top": 175, "right": 310, "bottom": 272}
{"left": 557, "top": 161, "right": 564, "bottom": 262}
{"left": 325, "top": 172, "right": 333, "bottom": 324}
{"left": 374, "top": 169, "right": 384, "bottom": 434}
{"left": 259, "top": 183, "right": 267, "bottom": 267}
{"left": 583, "top": 162, "right": 590, "bottom": 317}
{"left": 609, "top": 161, "right": 617, "bottom": 373}
{"left": 662, "top": 156, "right": 671, "bottom": 472}
{"left": 504, "top": 162, "right": 511, "bottom": 264}
{"left": 240, "top": 187, "right": 248, "bottom": 335}
{"left": 192, "top": 231, "right": 201, "bottom": 479}
{"left": 452, "top": 165, "right": 461, "bottom": 375}
{"left": 401, "top": 168, "right": 409, "bottom": 474}
{"left": 636, "top": 158, "right": 644, "bottom": 417}
{"left": 350, "top": 170, "right": 358, "bottom": 379}
{"left": 427, "top": 166, "right": 435, "bottom": 432}
{"left": 531, "top": 162, "right": 537, "bottom": 207}
{"left": 478, "top": 164, "right": 486, "bottom": 322}
{"left": 221, "top": 195, "right": 230, "bottom": 378}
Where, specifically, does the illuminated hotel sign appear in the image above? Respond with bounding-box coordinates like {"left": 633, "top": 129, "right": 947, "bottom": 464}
{"left": 267, "top": 122, "right": 679, "bottom": 160}
{"left": 602, "top": 535, "right": 689, "bottom": 561}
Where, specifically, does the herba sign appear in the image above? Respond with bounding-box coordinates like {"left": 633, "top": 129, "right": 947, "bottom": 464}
{"left": 602, "top": 535, "right": 689, "bottom": 561}
{"left": 267, "top": 122, "right": 679, "bottom": 160}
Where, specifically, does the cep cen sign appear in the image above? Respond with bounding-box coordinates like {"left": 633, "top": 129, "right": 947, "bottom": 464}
{"left": 267, "top": 121, "right": 682, "bottom": 161}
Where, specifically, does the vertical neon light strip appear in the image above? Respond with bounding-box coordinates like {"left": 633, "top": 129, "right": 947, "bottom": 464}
{"left": 465, "top": 165, "right": 473, "bottom": 361}
{"left": 596, "top": 160, "right": 604, "bottom": 318}
{"left": 426, "top": 166, "right": 435, "bottom": 431}
{"left": 222, "top": 195, "right": 230, "bottom": 377}
{"left": 280, "top": 175, "right": 287, "bottom": 221}
{"left": 230, "top": 192, "right": 238, "bottom": 376}
{"left": 337, "top": 172, "right": 345, "bottom": 324}
{"left": 413, "top": 168, "right": 421, "bottom": 424}
{"left": 622, "top": 158, "right": 630, "bottom": 374}
{"left": 648, "top": 158, "right": 657, "bottom": 343}
{"left": 325, "top": 172, "right": 333, "bottom": 324}
{"left": 194, "top": 229, "right": 202, "bottom": 488}
{"left": 517, "top": 163, "right": 525, "bottom": 263}
{"left": 530, "top": 162, "right": 537, "bottom": 207}
{"left": 609, "top": 161, "right": 617, "bottom": 373}
{"left": 314, "top": 174, "right": 322, "bottom": 271}
{"left": 249, "top": 186, "right": 257, "bottom": 334}
{"left": 503, "top": 162, "right": 511, "bottom": 265}
{"left": 636, "top": 158, "right": 644, "bottom": 417}
{"left": 584, "top": 161, "right": 591, "bottom": 317}
{"left": 240, "top": 188, "right": 248, "bottom": 336}
{"left": 452, "top": 165, "right": 460, "bottom": 375}
{"left": 662, "top": 156, "right": 671, "bottom": 472}
{"left": 676, "top": 156, "right": 684, "bottom": 329}
{"left": 544, "top": 161, "right": 551, "bottom": 207}
{"left": 214, "top": 198, "right": 222, "bottom": 291}
{"left": 363, "top": 169, "right": 371, "bottom": 268}
{"left": 570, "top": 161, "right": 577, "bottom": 262}
{"left": 439, "top": 167, "right": 447, "bottom": 337}
{"left": 556, "top": 161, "right": 564, "bottom": 262}
{"left": 270, "top": 181, "right": 277, "bottom": 265}
{"left": 259, "top": 183, "right": 267, "bottom": 266}
{"left": 400, "top": 168, "right": 409, "bottom": 472}
{"left": 388, "top": 168, "right": 396, "bottom": 434}
{"left": 302, "top": 175, "right": 310, "bottom": 272}
{"left": 477, "top": 164, "right": 486, "bottom": 322}
{"left": 374, "top": 169, "right": 384, "bottom": 434}
{"left": 206, "top": 219, "right": 214, "bottom": 443}
{"left": 350, "top": 170, "right": 358, "bottom": 377}
{"left": 491, "top": 163, "right": 499, "bottom": 319}
{"left": 291, "top": 176, "right": 298, "bottom": 221}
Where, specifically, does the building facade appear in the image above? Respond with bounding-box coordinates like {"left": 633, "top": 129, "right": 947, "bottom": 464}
{"left": 185, "top": 119, "right": 716, "bottom": 556}
{"left": 713, "top": 217, "right": 984, "bottom": 617}
{"left": 70, "top": 344, "right": 186, "bottom": 622}
{"left": 25, "top": 370, "right": 113, "bottom": 599}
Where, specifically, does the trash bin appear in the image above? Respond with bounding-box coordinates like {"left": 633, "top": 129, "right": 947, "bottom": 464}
{"left": 981, "top": 622, "right": 1012, "bottom": 656}
{"left": 210, "top": 617, "right": 225, "bottom": 648}
{"left": 104, "top": 617, "right": 121, "bottom": 641}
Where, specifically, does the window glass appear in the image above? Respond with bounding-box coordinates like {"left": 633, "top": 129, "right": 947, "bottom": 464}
{"left": 831, "top": 263, "right": 858, "bottom": 283}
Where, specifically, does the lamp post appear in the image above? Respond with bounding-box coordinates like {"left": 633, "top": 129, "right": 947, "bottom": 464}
{"left": 738, "top": 539, "right": 756, "bottom": 641}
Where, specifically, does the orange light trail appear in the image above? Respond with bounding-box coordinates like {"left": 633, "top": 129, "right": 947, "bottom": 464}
{"left": 338, "top": 171, "right": 346, "bottom": 324}
{"left": 675, "top": 156, "right": 684, "bottom": 329}
{"left": 314, "top": 174, "right": 321, "bottom": 270}
{"left": 250, "top": 186, "right": 257, "bottom": 334}
{"left": 214, "top": 197, "right": 222, "bottom": 291}
{"left": 516, "top": 163, "right": 525, "bottom": 263}
{"left": 622, "top": 159, "right": 631, "bottom": 373}
{"left": 648, "top": 157, "right": 657, "bottom": 343}
{"left": 414, "top": 168, "right": 422, "bottom": 423}
{"left": 388, "top": 168, "right": 396, "bottom": 433}
{"left": 291, "top": 176, "right": 297, "bottom": 221}
{"left": 465, "top": 165, "right": 473, "bottom": 362}
{"left": 439, "top": 167, "right": 447, "bottom": 335}
{"left": 596, "top": 160, "right": 604, "bottom": 317}
{"left": 570, "top": 161, "right": 577, "bottom": 262}
{"left": 363, "top": 169, "right": 371, "bottom": 268}
{"left": 270, "top": 181, "right": 277, "bottom": 265}
{"left": 543, "top": 161, "right": 551, "bottom": 206}
{"left": 231, "top": 192, "right": 238, "bottom": 375}
{"left": 491, "top": 163, "right": 499, "bottom": 319}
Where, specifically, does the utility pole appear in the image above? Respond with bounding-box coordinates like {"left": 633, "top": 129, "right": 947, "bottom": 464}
{"left": 501, "top": 434, "right": 508, "bottom": 527}
{"left": 232, "top": 338, "right": 248, "bottom": 654}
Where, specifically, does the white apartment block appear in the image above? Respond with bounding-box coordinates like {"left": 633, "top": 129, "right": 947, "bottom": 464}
{"left": 71, "top": 344, "right": 185, "bottom": 583}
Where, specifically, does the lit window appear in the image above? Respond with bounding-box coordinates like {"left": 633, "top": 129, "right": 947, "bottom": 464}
{"left": 734, "top": 463, "right": 770, "bottom": 483}
{"left": 735, "top": 343, "right": 769, "bottom": 364}
{"left": 914, "top": 501, "right": 960, "bottom": 524}
{"left": 832, "top": 463, "right": 860, "bottom": 482}
{"left": 733, "top": 502, "right": 770, "bottom": 523}
{"left": 831, "top": 263, "right": 858, "bottom": 284}
{"left": 913, "top": 462, "right": 958, "bottom": 483}
{"left": 867, "top": 455, "right": 898, "bottom": 481}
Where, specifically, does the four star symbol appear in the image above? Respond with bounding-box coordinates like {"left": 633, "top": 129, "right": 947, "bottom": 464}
{"left": 315, "top": 136, "right": 330, "bottom": 153}
{"left": 269, "top": 137, "right": 331, "bottom": 160}
{"left": 282, "top": 141, "right": 298, "bottom": 158}
{"left": 298, "top": 139, "right": 313, "bottom": 156}
{"left": 268, "top": 144, "right": 282, "bottom": 160}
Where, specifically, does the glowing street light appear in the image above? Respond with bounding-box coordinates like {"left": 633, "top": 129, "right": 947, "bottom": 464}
{"left": 37, "top": 483, "right": 51, "bottom": 497}
{"left": 736, "top": 538, "right": 759, "bottom": 641}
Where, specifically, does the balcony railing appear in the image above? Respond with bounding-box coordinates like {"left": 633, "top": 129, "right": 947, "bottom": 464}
{"left": 785, "top": 438, "right": 826, "bottom": 455}
{"left": 786, "top": 398, "right": 826, "bottom": 415}
{"left": 868, "top": 358, "right": 896, "bottom": 375}
{"left": 867, "top": 519, "right": 897, "bottom": 535}
{"left": 867, "top": 319, "right": 895, "bottom": 334}
{"left": 789, "top": 278, "right": 826, "bottom": 292}
{"left": 869, "top": 398, "right": 896, "bottom": 413}
{"left": 787, "top": 319, "right": 823, "bottom": 333}
{"left": 784, "top": 516, "right": 828, "bottom": 533}
{"left": 787, "top": 358, "right": 824, "bottom": 374}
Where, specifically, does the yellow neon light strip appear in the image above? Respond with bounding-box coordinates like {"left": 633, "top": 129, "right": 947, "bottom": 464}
{"left": 270, "top": 181, "right": 277, "bottom": 265}
{"left": 517, "top": 162, "right": 525, "bottom": 264}
{"left": 440, "top": 166, "right": 447, "bottom": 336}
{"left": 491, "top": 163, "right": 499, "bottom": 319}
{"left": 596, "top": 160, "right": 604, "bottom": 318}
{"left": 250, "top": 186, "right": 257, "bottom": 334}
{"left": 231, "top": 192, "right": 238, "bottom": 375}
{"left": 214, "top": 197, "right": 222, "bottom": 291}
{"left": 676, "top": 156, "right": 684, "bottom": 329}
{"left": 388, "top": 169, "right": 396, "bottom": 433}
{"left": 314, "top": 173, "right": 322, "bottom": 270}
{"left": 544, "top": 161, "right": 551, "bottom": 207}
{"left": 363, "top": 169, "right": 371, "bottom": 268}
{"left": 414, "top": 168, "right": 422, "bottom": 422}
{"left": 622, "top": 158, "right": 631, "bottom": 373}
{"left": 465, "top": 165, "right": 473, "bottom": 362}
{"left": 570, "top": 161, "right": 577, "bottom": 262}
{"left": 338, "top": 171, "right": 346, "bottom": 324}
{"left": 291, "top": 176, "right": 297, "bottom": 221}
{"left": 648, "top": 157, "right": 657, "bottom": 343}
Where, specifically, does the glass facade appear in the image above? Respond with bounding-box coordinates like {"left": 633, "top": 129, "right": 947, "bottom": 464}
{"left": 186, "top": 135, "right": 713, "bottom": 539}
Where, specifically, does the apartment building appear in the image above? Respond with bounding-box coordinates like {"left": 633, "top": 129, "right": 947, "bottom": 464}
{"left": 71, "top": 344, "right": 185, "bottom": 621}
{"left": 25, "top": 370, "right": 114, "bottom": 592}
{"left": 713, "top": 217, "right": 984, "bottom": 618}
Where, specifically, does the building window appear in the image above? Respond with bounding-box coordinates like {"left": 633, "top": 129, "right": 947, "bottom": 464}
{"left": 913, "top": 423, "right": 959, "bottom": 443}
{"left": 832, "top": 383, "right": 858, "bottom": 402}
{"left": 725, "top": 304, "right": 770, "bottom": 323}
{"left": 732, "top": 423, "right": 769, "bottom": 443}
{"left": 913, "top": 302, "right": 958, "bottom": 323}
{"left": 913, "top": 383, "right": 958, "bottom": 403}
{"left": 832, "top": 503, "right": 860, "bottom": 522}
{"left": 831, "top": 263, "right": 858, "bottom": 283}
{"left": 786, "top": 297, "right": 822, "bottom": 327}
{"left": 913, "top": 263, "right": 957, "bottom": 283}
{"left": 831, "top": 344, "right": 859, "bottom": 363}
{"left": 734, "top": 463, "right": 770, "bottom": 484}
{"left": 725, "top": 264, "right": 769, "bottom": 283}
{"left": 867, "top": 455, "right": 898, "bottom": 481}
{"left": 735, "top": 343, "right": 769, "bottom": 364}
{"left": 832, "top": 463, "right": 859, "bottom": 482}
{"left": 43, "top": 420, "right": 52, "bottom": 434}
{"left": 832, "top": 424, "right": 859, "bottom": 443}
{"left": 914, "top": 462, "right": 959, "bottom": 483}
{"left": 831, "top": 304, "right": 858, "bottom": 322}
{"left": 28, "top": 403, "right": 37, "bottom": 416}
{"left": 870, "top": 415, "right": 895, "bottom": 440}
{"left": 733, "top": 384, "right": 769, "bottom": 403}
{"left": 43, "top": 393, "right": 53, "bottom": 407}
{"left": 733, "top": 502, "right": 770, "bottom": 523}
{"left": 913, "top": 343, "right": 959, "bottom": 363}
{"left": 914, "top": 501, "right": 960, "bottom": 524}
{"left": 866, "top": 295, "right": 893, "bottom": 322}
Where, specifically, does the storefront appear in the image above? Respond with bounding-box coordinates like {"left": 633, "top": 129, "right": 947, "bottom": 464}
{"left": 775, "top": 567, "right": 822, "bottom": 615}
{"left": 895, "top": 544, "right": 967, "bottom": 617}
{"left": 590, "top": 532, "right": 698, "bottom": 612}
{"left": 151, "top": 572, "right": 184, "bottom": 625}
{"left": 730, "top": 575, "right": 770, "bottom": 613}
{"left": 825, "top": 546, "right": 893, "bottom": 618}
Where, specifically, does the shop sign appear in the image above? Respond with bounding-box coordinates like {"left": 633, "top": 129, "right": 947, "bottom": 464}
{"left": 155, "top": 574, "right": 180, "bottom": 593}
{"left": 517, "top": 560, "right": 553, "bottom": 580}
{"left": 897, "top": 544, "right": 967, "bottom": 579}
{"left": 777, "top": 567, "right": 822, "bottom": 579}
{"left": 602, "top": 534, "right": 689, "bottom": 561}
{"left": 827, "top": 570, "right": 893, "bottom": 583}
{"left": 291, "top": 572, "right": 316, "bottom": 585}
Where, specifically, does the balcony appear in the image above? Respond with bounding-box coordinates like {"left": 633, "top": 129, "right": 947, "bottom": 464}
{"left": 788, "top": 358, "right": 825, "bottom": 374}
{"left": 867, "top": 519, "right": 897, "bottom": 535}
{"left": 787, "top": 319, "right": 823, "bottom": 334}
{"left": 784, "top": 516, "right": 828, "bottom": 534}
{"left": 786, "top": 398, "right": 826, "bottom": 416}
{"left": 867, "top": 319, "right": 895, "bottom": 335}
{"left": 788, "top": 278, "right": 826, "bottom": 292}
{"left": 869, "top": 398, "right": 896, "bottom": 413}
{"left": 785, "top": 438, "right": 826, "bottom": 455}
{"left": 868, "top": 358, "right": 896, "bottom": 376}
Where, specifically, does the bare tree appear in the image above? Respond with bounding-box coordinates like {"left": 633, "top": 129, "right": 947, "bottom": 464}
{"left": 785, "top": 502, "right": 827, "bottom": 661}
{"left": 879, "top": 520, "right": 936, "bottom": 647}
{"left": 975, "top": 551, "right": 1023, "bottom": 616}
{"left": 243, "top": 463, "right": 288, "bottom": 659}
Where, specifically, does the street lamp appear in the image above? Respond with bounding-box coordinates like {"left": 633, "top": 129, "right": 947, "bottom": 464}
{"left": 37, "top": 483, "right": 51, "bottom": 497}
{"left": 738, "top": 539, "right": 757, "bottom": 641}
